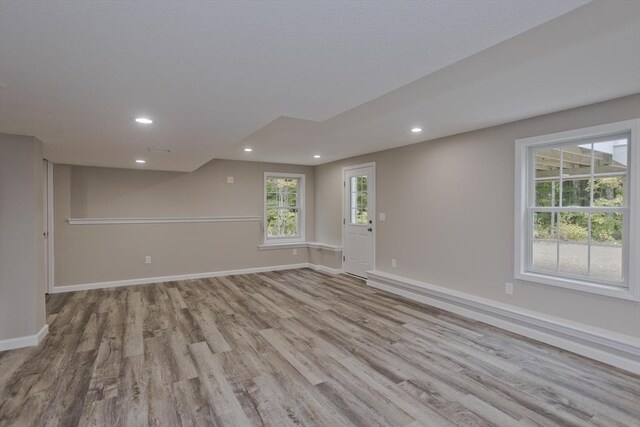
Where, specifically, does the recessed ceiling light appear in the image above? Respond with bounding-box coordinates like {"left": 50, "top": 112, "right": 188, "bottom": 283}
{"left": 135, "top": 117, "right": 153, "bottom": 124}
{"left": 244, "top": 148, "right": 253, "bottom": 152}
{"left": 313, "top": 154, "right": 321, "bottom": 159}
{"left": 411, "top": 127, "right": 422, "bottom": 133}
{"left": 135, "top": 159, "right": 146, "bottom": 164}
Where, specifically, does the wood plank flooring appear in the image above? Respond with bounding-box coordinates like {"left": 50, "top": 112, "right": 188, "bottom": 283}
{"left": 1, "top": 268, "right": 639, "bottom": 426}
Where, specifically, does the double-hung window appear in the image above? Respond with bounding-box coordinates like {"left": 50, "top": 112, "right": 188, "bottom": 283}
{"left": 515, "top": 119, "right": 639, "bottom": 301}
{"left": 264, "top": 172, "right": 305, "bottom": 243}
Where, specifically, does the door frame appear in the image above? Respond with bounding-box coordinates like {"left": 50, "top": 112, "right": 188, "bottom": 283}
{"left": 45, "top": 160, "right": 55, "bottom": 293}
{"left": 342, "top": 162, "right": 376, "bottom": 276}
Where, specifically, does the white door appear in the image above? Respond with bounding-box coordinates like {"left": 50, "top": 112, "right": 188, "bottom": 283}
{"left": 343, "top": 164, "right": 375, "bottom": 277}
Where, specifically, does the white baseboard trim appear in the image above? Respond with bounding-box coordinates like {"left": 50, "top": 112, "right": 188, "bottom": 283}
{"left": 367, "top": 270, "right": 640, "bottom": 374}
{"left": 51, "top": 262, "right": 343, "bottom": 294}
{"left": 307, "top": 242, "right": 343, "bottom": 252}
{"left": 0, "top": 324, "right": 49, "bottom": 352}
{"left": 308, "top": 264, "right": 344, "bottom": 275}
{"left": 51, "top": 263, "right": 311, "bottom": 293}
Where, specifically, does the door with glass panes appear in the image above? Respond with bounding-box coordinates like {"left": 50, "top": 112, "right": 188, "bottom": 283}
{"left": 343, "top": 164, "right": 375, "bottom": 277}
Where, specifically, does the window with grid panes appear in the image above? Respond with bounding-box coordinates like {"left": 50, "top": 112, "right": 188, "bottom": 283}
{"left": 264, "top": 173, "right": 304, "bottom": 242}
{"left": 515, "top": 120, "right": 639, "bottom": 301}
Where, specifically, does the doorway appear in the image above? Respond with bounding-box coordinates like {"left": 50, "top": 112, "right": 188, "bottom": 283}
{"left": 342, "top": 163, "right": 375, "bottom": 278}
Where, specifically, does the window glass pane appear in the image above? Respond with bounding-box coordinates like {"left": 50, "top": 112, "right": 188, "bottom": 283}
{"left": 559, "top": 242, "right": 588, "bottom": 277}
{"left": 358, "top": 209, "right": 368, "bottom": 225}
{"left": 559, "top": 212, "right": 588, "bottom": 242}
{"left": 593, "top": 137, "right": 628, "bottom": 174}
{"left": 558, "top": 212, "right": 588, "bottom": 276}
{"left": 590, "top": 246, "right": 623, "bottom": 283}
{"left": 534, "top": 147, "right": 560, "bottom": 179}
{"left": 266, "top": 192, "right": 277, "bottom": 207}
{"left": 591, "top": 212, "right": 623, "bottom": 245}
{"left": 532, "top": 212, "right": 557, "bottom": 272}
{"left": 533, "top": 240, "right": 558, "bottom": 272}
{"left": 266, "top": 176, "right": 300, "bottom": 239}
{"left": 358, "top": 176, "right": 367, "bottom": 192}
{"left": 288, "top": 186, "right": 297, "bottom": 204}
{"left": 590, "top": 212, "right": 623, "bottom": 283}
{"left": 562, "top": 179, "right": 590, "bottom": 207}
{"left": 357, "top": 192, "right": 367, "bottom": 209}
{"left": 591, "top": 245, "right": 624, "bottom": 282}
{"left": 267, "top": 208, "right": 299, "bottom": 238}
{"left": 534, "top": 211, "right": 557, "bottom": 240}
{"left": 593, "top": 176, "right": 624, "bottom": 207}
{"left": 349, "top": 175, "right": 368, "bottom": 225}
{"left": 350, "top": 176, "right": 357, "bottom": 224}
{"left": 535, "top": 180, "right": 559, "bottom": 207}
{"left": 562, "top": 145, "right": 592, "bottom": 177}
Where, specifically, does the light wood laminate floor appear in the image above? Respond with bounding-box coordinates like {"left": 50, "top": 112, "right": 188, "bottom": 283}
{"left": 1, "top": 269, "right": 639, "bottom": 426}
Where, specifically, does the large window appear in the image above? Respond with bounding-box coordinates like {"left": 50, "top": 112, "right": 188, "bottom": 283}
{"left": 264, "top": 173, "right": 304, "bottom": 242}
{"left": 515, "top": 120, "right": 639, "bottom": 301}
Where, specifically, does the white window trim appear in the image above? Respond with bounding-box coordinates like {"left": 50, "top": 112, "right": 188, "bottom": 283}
{"left": 515, "top": 119, "right": 640, "bottom": 302}
{"left": 264, "top": 172, "right": 305, "bottom": 244}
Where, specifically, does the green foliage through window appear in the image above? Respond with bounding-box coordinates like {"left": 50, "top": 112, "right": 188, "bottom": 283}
{"left": 266, "top": 177, "right": 300, "bottom": 239}
{"left": 350, "top": 175, "right": 368, "bottom": 224}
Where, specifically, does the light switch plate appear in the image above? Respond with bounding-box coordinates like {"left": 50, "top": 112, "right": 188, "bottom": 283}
{"left": 227, "top": 176, "right": 234, "bottom": 184}
{"left": 379, "top": 212, "right": 386, "bottom": 221}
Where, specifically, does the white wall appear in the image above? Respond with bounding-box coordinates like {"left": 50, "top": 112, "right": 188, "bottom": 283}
{"left": 315, "top": 94, "right": 640, "bottom": 337}
{"left": 0, "top": 133, "right": 46, "bottom": 341}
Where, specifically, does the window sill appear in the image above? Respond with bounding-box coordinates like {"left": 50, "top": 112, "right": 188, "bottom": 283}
{"left": 258, "top": 241, "right": 342, "bottom": 252}
{"left": 515, "top": 271, "right": 639, "bottom": 301}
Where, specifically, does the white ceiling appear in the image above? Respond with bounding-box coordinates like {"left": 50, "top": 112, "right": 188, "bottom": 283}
{"left": 1, "top": 0, "right": 636, "bottom": 171}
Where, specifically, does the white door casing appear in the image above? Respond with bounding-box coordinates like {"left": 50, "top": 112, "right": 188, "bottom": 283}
{"left": 45, "top": 160, "right": 54, "bottom": 293}
{"left": 342, "top": 163, "right": 375, "bottom": 277}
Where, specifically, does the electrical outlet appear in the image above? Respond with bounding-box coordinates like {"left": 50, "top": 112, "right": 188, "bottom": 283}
{"left": 391, "top": 258, "right": 397, "bottom": 268}
{"left": 379, "top": 212, "right": 386, "bottom": 221}
{"left": 145, "top": 256, "right": 151, "bottom": 264}
{"left": 227, "top": 176, "right": 234, "bottom": 184}
{"left": 292, "top": 248, "right": 298, "bottom": 255}
{"left": 505, "top": 282, "right": 514, "bottom": 295}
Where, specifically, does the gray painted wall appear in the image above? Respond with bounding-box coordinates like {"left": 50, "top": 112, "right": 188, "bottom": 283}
{"left": 314, "top": 94, "right": 640, "bottom": 337}
{"left": 54, "top": 159, "right": 315, "bottom": 286}
{"left": 0, "top": 133, "right": 46, "bottom": 340}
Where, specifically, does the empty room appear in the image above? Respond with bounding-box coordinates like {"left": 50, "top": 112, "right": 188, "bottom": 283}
{"left": 1, "top": 0, "right": 639, "bottom": 426}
